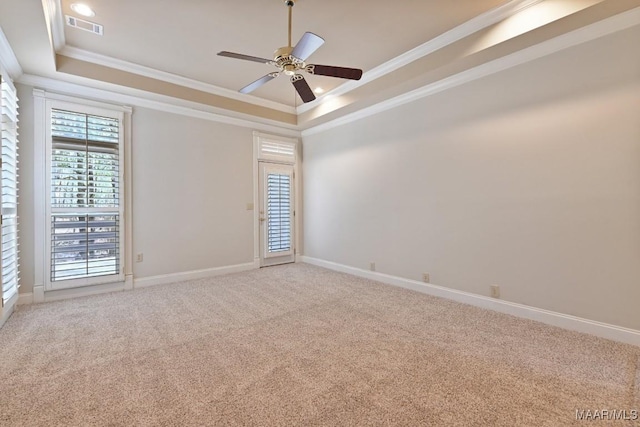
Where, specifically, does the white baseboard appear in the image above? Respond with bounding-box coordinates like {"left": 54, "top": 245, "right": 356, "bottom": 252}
{"left": 133, "top": 261, "right": 257, "bottom": 289}
{"left": 300, "top": 256, "right": 640, "bottom": 347}
{"left": 124, "top": 274, "right": 134, "bottom": 291}
{"left": 33, "top": 285, "right": 45, "bottom": 303}
{"left": 1, "top": 303, "right": 15, "bottom": 328}
{"left": 17, "top": 292, "right": 33, "bottom": 305}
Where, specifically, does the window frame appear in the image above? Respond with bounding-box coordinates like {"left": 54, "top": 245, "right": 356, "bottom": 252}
{"left": 44, "top": 98, "right": 126, "bottom": 290}
{"left": 33, "top": 88, "right": 133, "bottom": 303}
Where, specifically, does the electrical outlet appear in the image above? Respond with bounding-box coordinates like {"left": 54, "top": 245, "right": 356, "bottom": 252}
{"left": 490, "top": 285, "right": 500, "bottom": 298}
{"left": 136, "top": 253, "right": 143, "bottom": 263}
{"left": 370, "top": 262, "right": 376, "bottom": 271}
{"left": 422, "top": 273, "right": 430, "bottom": 283}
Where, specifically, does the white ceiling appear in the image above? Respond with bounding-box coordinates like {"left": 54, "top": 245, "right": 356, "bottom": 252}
{"left": 57, "top": 0, "right": 507, "bottom": 106}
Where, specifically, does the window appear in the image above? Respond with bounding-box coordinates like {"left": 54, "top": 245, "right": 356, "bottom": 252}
{"left": 47, "top": 105, "right": 124, "bottom": 289}
{"left": 0, "top": 74, "right": 19, "bottom": 307}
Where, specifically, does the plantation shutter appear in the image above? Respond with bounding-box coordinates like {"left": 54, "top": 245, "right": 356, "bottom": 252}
{"left": 50, "top": 109, "right": 121, "bottom": 282}
{"left": 1, "top": 76, "right": 19, "bottom": 305}
{"left": 266, "top": 172, "right": 292, "bottom": 253}
{"left": 258, "top": 139, "right": 296, "bottom": 163}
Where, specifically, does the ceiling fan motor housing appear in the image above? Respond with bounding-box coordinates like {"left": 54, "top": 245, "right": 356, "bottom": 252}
{"left": 274, "top": 46, "right": 304, "bottom": 76}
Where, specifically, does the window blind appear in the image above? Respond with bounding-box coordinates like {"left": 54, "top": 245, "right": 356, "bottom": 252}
{"left": 267, "top": 173, "right": 291, "bottom": 253}
{"left": 258, "top": 139, "right": 296, "bottom": 163}
{"left": 50, "top": 109, "right": 120, "bottom": 282}
{"left": 1, "top": 77, "right": 19, "bottom": 305}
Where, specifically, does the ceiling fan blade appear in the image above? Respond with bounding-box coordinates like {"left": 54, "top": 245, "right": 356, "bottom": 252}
{"left": 218, "top": 51, "right": 272, "bottom": 65}
{"left": 240, "top": 73, "right": 280, "bottom": 94}
{"left": 291, "top": 32, "right": 325, "bottom": 61}
{"left": 291, "top": 75, "right": 316, "bottom": 103}
{"left": 307, "top": 64, "right": 363, "bottom": 80}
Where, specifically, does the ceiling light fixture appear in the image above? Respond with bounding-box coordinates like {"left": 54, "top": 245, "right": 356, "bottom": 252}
{"left": 70, "top": 3, "right": 95, "bottom": 17}
{"left": 314, "top": 87, "right": 325, "bottom": 94}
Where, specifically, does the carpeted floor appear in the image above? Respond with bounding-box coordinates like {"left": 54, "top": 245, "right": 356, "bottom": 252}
{"left": 0, "top": 263, "right": 638, "bottom": 426}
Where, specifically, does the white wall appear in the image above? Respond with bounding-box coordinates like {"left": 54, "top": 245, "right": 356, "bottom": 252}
{"left": 16, "top": 88, "right": 256, "bottom": 292}
{"left": 303, "top": 26, "right": 640, "bottom": 330}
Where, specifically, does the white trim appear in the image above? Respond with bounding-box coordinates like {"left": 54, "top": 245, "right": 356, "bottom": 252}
{"left": 301, "top": 7, "right": 640, "bottom": 137}
{"left": 33, "top": 285, "right": 45, "bottom": 303}
{"left": 253, "top": 137, "right": 260, "bottom": 264}
{"left": 300, "top": 257, "right": 640, "bottom": 347}
{"left": 36, "top": 89, "right": 132, "bottom": 112}
{"left": 124, "top": 274, "right": 134, "bottom": 291}
{"left": 46, "top": 0, "right": 298, "bottom": 120}
{"left": 296, "top": 0, "right": 543, "bottom": 115}
{"left": 123, "top": 113, "right": 134, "bottom": 290}
{"left": 20, "top": 74, "right": 301, "bottom": 137}
{"left": 42, "top": 0, "right": 65, "bottom": 52}
{"left": 41, "top": 280, "right": 126, "bottom": 303}
{"left": 17, "top": 292, "right": 33, "bottom": 305}
{"left": 59, "top": 46, "right": 296, "bottom": 115}
{"left": 133, "top": 262, "right": 257, "bottom": 289}
{"left": 33, "top": 92, "right": 47, "bottom": 304}
{"left": 0, "top": 298, "right": 15, "bottom": 328}
{"left": 0, "top": 25, "right": 23, "bottom": 80}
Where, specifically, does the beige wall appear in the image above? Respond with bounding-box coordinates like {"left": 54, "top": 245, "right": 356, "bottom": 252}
{"left": 16, "top": 88, "right": 255, "bottom": 292}
{"left": 131, "top": 108, "right": 254, "bottom": 278}
{"left": 302, "top": 27, "right": 640, "bottom": 329}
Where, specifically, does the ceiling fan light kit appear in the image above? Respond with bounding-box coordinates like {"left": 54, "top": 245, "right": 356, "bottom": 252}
{"left": 217, "top": 0, "right": 363, "bottom": 103}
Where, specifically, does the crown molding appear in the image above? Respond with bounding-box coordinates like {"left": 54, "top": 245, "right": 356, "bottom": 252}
{"left": 0, "top": 25, "right": 23, "bottom": 80}
{"left": 49, "top": 0, "right": 293, "bottom": 115}
{"left": 42, "top": 0, "right": 65, "bottom": 52}
{"left": 58, "top": 46, "right": 297, "bottom": 115}
{"left": 47, "top": 0, "right": 540, "bottom": 118}
{"left": 295, "top": 0, "right": 544, "bottom": 115}
{"left": 302, "top": 6, "right": 640, "bottom": 137}
{"left": 18, "top": 73, "right": 301, "bottom": 137}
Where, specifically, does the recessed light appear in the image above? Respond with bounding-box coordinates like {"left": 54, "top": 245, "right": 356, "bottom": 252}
{"left": 70, "top": 3, "right": 95, "bottom": 17}
{"left": 314, "top": 87, "right": 324, "bottom": 94}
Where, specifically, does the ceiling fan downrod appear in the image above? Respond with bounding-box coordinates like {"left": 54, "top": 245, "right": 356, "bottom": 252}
{"left": 285, "top": 0, "right": 295, "bottom": 47}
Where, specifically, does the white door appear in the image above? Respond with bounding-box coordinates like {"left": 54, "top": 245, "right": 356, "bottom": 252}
{"left": 259, "top": 162, "right": 295, "bottom": 267}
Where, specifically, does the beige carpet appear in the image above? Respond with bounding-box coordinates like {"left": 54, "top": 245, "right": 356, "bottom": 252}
{"left": 0, "top": 263, "right": 638, "bottom": 426}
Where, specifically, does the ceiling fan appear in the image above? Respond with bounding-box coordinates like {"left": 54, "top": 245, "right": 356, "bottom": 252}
{"left": 217, "top": 0, "right": 363, "bottom": 103}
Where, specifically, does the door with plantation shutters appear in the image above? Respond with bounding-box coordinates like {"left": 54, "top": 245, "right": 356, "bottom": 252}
{"left": 259, "top": 162, "right": 295, "bottom": 267}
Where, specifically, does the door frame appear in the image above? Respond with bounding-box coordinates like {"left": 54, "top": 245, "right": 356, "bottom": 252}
{"left": 252, "top": 132, "right": 301, "bottom": 268}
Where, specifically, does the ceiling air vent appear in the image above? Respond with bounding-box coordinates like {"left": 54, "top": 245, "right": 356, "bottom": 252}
{"left": 65, "top": 15, "right": 103, "bottom": 35}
